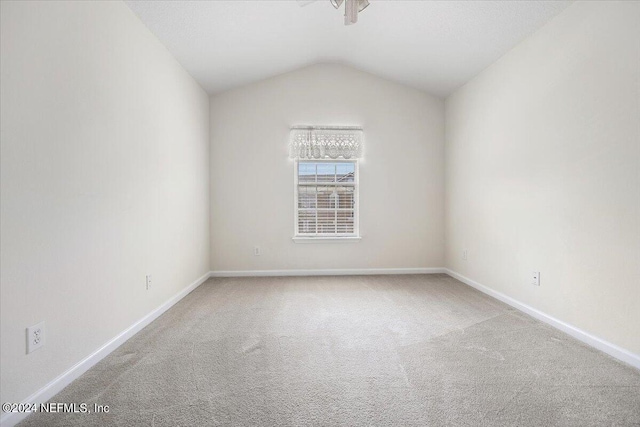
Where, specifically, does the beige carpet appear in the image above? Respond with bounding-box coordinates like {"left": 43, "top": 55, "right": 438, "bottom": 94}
{"left": 19, "top": 274, "right": 640, "bottom": 426}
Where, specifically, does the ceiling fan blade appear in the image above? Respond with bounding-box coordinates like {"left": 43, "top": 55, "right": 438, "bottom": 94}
{"left": 344, "top": 0, "right": 358, "bottom": 25}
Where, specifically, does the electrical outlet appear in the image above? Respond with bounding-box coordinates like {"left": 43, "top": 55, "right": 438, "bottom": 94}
{"left": 462, "top": 249, "right": 468, "bottom": 260}
{"left": 254, "top": 246, "right": 261, "bottom": 256}
{"left": 146, "top": 275, "right": 152, "bottom": 290}
{"left": 26, "top": 321, "right": 45, "bottom": 354}
{"left": 532, "top": 271, "right": 540, "bottom": 286}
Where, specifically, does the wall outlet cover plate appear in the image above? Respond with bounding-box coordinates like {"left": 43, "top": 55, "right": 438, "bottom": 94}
{"left": 27, "top": 321, "right": 45, "bottom": 354}
{"left": 532, "top": 271, "right": 540, "bottom": 286}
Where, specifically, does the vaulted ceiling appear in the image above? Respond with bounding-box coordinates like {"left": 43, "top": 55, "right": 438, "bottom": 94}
{"left": 126, "top": 0, "right": 572, "bottom": 97}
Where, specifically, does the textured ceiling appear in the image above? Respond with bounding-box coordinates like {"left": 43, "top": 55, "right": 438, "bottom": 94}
{"left": 126, "top": 0, "right": 572, "bottom": 97}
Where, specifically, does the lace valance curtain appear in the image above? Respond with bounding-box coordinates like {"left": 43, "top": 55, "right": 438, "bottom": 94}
{"left": 289, "top": 126, "right": 364, "bottom": 160}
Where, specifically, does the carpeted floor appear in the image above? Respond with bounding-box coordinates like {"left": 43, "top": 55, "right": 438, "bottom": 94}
{"left": 19, "top": 274, "right": 640, "bottom": 426}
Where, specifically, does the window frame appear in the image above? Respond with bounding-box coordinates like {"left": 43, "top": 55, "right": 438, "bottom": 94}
{"left": 293, "top": 159, "right": 360, "bottom": 242}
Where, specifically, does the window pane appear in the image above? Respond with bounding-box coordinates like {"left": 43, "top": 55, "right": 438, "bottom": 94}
{"left": 316, "top": 163, "right": 336, "bottom": 183}
{"left": 336, "top": 163, "right": 355, "bottom": 183}
{"left": 317, "top": 210, "right": 336, "bottom": 234}
{"left": 298, "top": 186, "right": 316, "bottom": 209}
{"left": 316, "top": 186, "right": 335, "bottom": 209}
{"left": 336, "top": 186, "right": 354, "bottom": 209}
{"left": 298, "top": 163, "right": 316, "bottom": 183}
{"left": 336, "top": 210, "right": 355, "bottom": 234}
{"left": 298, "top": 210, "right": 316, "bottom": 234}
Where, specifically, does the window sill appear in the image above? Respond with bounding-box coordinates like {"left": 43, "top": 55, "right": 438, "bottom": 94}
{"left": 292, "top": 236, "right": 362, "bottom": 244}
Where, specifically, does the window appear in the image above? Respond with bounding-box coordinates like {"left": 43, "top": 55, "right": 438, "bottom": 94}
{"left": 294, "top": 160, "right": 359, "bottom": 238}
{"left": 289, "top": 126, "right": 363, "bottom": 242}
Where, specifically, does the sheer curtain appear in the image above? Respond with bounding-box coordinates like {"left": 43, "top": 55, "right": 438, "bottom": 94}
{"left": 289, "top": 126, "right": 364, "bottom": 160}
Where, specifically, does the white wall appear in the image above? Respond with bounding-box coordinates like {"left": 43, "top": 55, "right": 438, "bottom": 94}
{"left": 445, "top": 1, "right": 640, "bottom": 354}
{"left": 210, "top": 64, "right": 444, "bottom": 272}
{"left": 0, "top": 1, "right": 210, "bottom": 405}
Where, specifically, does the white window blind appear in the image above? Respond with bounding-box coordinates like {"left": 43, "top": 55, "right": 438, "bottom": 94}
{"left": 295, "top": 161, "right": 358, "bottom": 237}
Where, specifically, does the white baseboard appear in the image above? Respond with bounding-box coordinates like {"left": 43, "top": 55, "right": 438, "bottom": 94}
{"left": 0, "top": 271, "right": 211, "bottom": 427}
{"left": 210, "top": 268, "right": 445, "bottom": 277}
{"left": 444, "top": 269, "right": 640, "bottom": 370}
